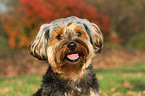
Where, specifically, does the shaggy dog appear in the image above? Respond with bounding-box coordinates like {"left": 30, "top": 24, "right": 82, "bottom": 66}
{"left": 28, "top": 16, "right": 103, "bottom": 96}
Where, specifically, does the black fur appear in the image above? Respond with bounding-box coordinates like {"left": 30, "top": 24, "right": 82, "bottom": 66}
{"left": 33, "top": 64, "right": 99, "bottom": 96}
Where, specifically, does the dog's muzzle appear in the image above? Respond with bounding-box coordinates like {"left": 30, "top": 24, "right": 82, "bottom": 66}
{"left": 66, "top": 42, "right": 79, "bottom": 62}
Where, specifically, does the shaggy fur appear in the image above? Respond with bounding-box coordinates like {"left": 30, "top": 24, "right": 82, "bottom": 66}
{"left": 33, "top": 65, "right": 99, "bottom": 96}
{"left": 28, "top": 16, "right": 103, "bottom": 96}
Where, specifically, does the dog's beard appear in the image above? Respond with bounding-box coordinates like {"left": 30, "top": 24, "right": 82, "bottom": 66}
{"left": 54, "top": 39, "right": 89, "bottom": 74}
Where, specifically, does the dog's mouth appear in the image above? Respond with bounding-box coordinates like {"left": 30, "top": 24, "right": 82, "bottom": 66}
{"left": 66, "top": 53, "right": 79, "bottom": 62}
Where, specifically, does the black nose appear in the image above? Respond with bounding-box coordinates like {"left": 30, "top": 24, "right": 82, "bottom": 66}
{"left": 67, "top": 42, "right": 77, "bottom": 51}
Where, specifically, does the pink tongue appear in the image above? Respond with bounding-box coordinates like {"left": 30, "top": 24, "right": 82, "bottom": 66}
{"left": 67, "top": 53, "right": 79, "bottom": 60}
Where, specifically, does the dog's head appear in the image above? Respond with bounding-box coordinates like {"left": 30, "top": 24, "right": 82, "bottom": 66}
{"left": 28, "top": 16, "right": 103, "bottom": 75}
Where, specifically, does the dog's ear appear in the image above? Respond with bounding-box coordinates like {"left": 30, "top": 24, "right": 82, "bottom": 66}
{"left": 91, "top": 23, "right": 103, "bottom": 53}
{"left": 28, "top": 24, "right": 50, "bottom": 60}
{"left": 83, "top": 23, "right": 103, "bottom": 53}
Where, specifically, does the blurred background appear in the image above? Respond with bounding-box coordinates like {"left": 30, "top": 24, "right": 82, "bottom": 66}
{"left": 0, "top": 0, "right": 145, "bottom": 95}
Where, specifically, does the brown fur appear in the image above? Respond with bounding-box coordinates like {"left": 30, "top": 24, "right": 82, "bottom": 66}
{"left": 28, "top": 16, "right": 103, "bottom": 96}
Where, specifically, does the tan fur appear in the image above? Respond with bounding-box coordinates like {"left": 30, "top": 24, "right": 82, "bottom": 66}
{"left": 28, "top": 16, "right": 103, "bottom": 81}
{"left": 28, "top": 16, "right": 103, "bottom": 96}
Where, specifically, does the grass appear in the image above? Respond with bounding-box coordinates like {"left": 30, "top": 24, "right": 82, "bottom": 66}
{"left": 0, "top": 75, "right": 42, "bottom": 96}
{"left": 0, "top": 62, "right": 145, "bottom": 96}
{"left": 96, "top": 62, "right": 145, "bottom": 95}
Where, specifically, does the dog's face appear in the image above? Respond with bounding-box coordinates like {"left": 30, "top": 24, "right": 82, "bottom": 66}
{"left": 28, "top": 16, "right": 103, "bottom": 77}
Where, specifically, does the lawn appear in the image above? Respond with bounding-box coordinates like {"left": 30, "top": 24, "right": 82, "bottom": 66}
{"left": 0, "top": 62, "right": 145, "bottom": 96}
{"left": 96, "top": 62, "right": 145, "bottom": 96}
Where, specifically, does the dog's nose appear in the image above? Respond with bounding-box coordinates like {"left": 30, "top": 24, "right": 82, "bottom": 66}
{"left": 67, "top": 42, "right": 77, "bottom": 51}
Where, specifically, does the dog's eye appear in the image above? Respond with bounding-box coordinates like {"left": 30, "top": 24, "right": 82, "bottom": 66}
{"left": 56, "top": 34, "right": 62, "bottom": 40}
{"left": 77, "top": 32, "right": 82, "bottom": 37}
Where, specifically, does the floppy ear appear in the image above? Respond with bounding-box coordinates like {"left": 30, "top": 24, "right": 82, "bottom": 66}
{"left": 91, "top": 23, "right": 103, "bottom": 53}
{"left": 28, "top": 24, "right": 51, "bottom": 60}
{"left": 83, "top": 22, "right": 103, "bottom": 53}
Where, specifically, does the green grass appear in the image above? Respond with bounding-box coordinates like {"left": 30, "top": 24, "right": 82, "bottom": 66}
{"left": 0, "top": 75, "right": 42, "bottom": 96}
{"left": 0, "top": 62, "right": 145, "bottom": 96}
{"left": 95, "top": 62, "right": 145, "bottom": 95}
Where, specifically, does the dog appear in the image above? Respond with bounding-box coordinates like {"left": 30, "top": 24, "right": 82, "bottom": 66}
{"left": 28, "top": 16, "right": 103, "bottom": 96}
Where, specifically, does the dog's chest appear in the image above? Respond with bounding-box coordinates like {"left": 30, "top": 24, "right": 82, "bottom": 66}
{"left": 63, "top": 80, "right": 98, "bottom": 96}
{"left": 64, "top": 89, "right": 98, "bottom": 96}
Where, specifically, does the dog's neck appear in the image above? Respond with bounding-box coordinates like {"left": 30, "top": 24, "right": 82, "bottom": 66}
{"left": 50, "top": 58, "right": 93, "bottom": 81}
{"left": 43, "top": 65, "right": 99, "bottom": 96}
{"left": 51, "top": 64, "right": 89, "bottom": 81}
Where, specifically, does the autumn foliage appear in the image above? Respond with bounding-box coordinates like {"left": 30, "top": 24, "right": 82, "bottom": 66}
{"left": 2, "top": 0, "right": 110, "bottom": 49}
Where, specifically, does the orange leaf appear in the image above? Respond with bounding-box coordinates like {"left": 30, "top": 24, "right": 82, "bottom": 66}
{"left": 112, "top": 92, "right": 124, "bottom": 96}
{"left": 100, "top": 90, "right": 108, "bottom": 96}
{"left": 122, "top": 80, "right": 133, "bottom": 89}
{"left": 137, "top": 91, "right": 142, "bottom": 96}
{"left": 127, "top": 91, "right": 137, "bottom": 95}
{"left": 108, "top": 87, "right": 118, "bottom": 95}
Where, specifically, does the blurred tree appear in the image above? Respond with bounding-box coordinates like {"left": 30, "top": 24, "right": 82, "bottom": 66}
{"left": 128, "top": 33, "right": 145, "bottom": 50}
{"left": 85, "top": 0, "right": 145, "bottom": 44}
{"left": 0, "top": 14, "right": 10, "bottom": 55}
{"left": 1, "top": 0, "right": 25, "bottom": 49}
{"left": 0, "top": 0, "right": 11, "bottom": 54}
{"left": 2, "top": 0, "right": 111, "bottom": 50}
